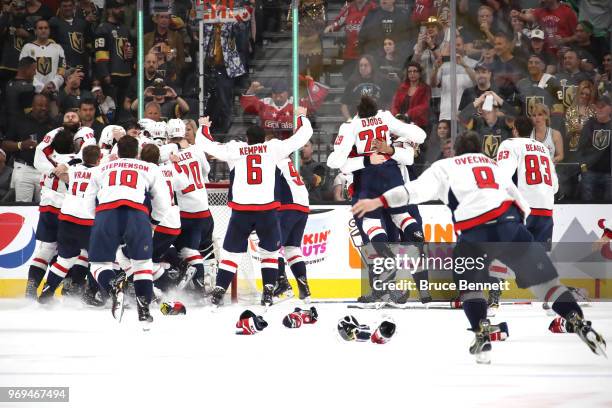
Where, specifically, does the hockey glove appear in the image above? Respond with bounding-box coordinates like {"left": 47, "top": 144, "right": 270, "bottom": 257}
{"left": 370, "top": 320, "right": 396, "bottom": 344}
{"left": 236, "top": 310, "right": 268, "bottom": 335}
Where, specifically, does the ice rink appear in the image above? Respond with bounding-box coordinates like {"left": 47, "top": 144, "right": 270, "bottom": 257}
{"left": 1, "top": 298, "right": 611, "bottom": 408}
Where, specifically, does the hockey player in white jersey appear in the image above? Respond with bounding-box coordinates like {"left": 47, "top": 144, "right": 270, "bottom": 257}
{"left": 171, "top": 118, "right": 218, "bottom": 289}
{"left": 38, "top": 145, "right": 101, "bottom": 303}
{"left": 497, "top": 116, "right": 559, "bottom": 249}
{"left": 273, "top": 155, "right": 311, "bottom": 301}
{"left": 34, "top": 111, "right": 96, "bottom": 175}
{"left": 353, "top": 132, "right": 607, "bottom": 362}
{"left": 137, "top": 143, "right": 190, "bottom": 294}
{"left": 166, "top": 132, "right": 215, "bottom": 295}
{"left": 85, "top": 136, "right": 171, "bottom": 326}
{"left": 196, "top": 107, "right": 313, "bottom": 306}
{"left": 25, "top": 130, "right": 79, "bottom": 297}
{"left": 327, "top": 96, "right": 427, "bottom": 303}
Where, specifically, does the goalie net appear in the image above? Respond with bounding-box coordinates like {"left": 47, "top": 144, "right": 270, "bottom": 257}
{"left": 206, "top": 183, "right": 261, "bottom": 304}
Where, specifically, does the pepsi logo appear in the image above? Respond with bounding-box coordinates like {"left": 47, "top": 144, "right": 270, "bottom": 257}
{"left": 0, "top": 212, "right": 36, "bottom": 268}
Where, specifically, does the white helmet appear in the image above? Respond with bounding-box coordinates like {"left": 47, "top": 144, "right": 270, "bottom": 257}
{"left": 149, "top": 121, "right": 168, "bottom": 146}
{"left": 167, "top": 118, "right": 186, "bottom": 139}
{"left": 138, "top": 118, "right": 156, "bottom": 138}
{"left": 99, "top": 125, "right": 125, "bottom": 148}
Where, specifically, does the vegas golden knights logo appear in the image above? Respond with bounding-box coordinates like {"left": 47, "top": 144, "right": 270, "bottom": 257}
{"left": 14, "top": 36, "right": 25, "bottom": 52}
{"left": 482, "top": 134, "right": 501, "bottom": 158}
{"left": 526, "top": 96, "right": 545, "bottom": 117}
{"left": 562, "top": 84, "right": 577, "bottom": 108}
{"left": 592, "top": 129, "right": 611, "bottom": 151}
{"left": 37, "top": 57, "right": 52, "bottom": 76}
{"left": 69, "top": 32, "right": 84, "bottom": 53}
{"left": 115, "top": 37, "right": 127, "bottom": 59}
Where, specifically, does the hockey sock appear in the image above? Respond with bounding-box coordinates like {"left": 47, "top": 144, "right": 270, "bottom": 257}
{"left": 216, "top": 268, "right": 235, "bottom": 290}
{"left": 86, "top": 271, "right": 98, "bottom": 291}
{"left": 27, "top": 265, "right": 47, "bottom": 289}
{"left": 44, "top": 270, "right": 64, "bottom": 292}
{"left": 261, "top": 262, "right": 278, "bottom": 287}
{"left": 191, "top": 263, "right": 205, "bottom": 283}
{"left": 532, "top": 280, "right": 584, "bottom": 319}
{"left": 289, "top": 260, "right": 307, "bottom": 281}
{"left": 552, "top": 291, "right": 583, "bottom": 320}
{"left": 96, "top": 269, "right": 116, "bottom": 295}
{"left": 199, "top": 242, "right": 215, "bottom": 261}
{"left": 463, "top": 298, "right": 488, "bottom": 331}
{"left": 153, "top": 271, "right": 172, "bottom": 292}
{"left": 69, "top": 264, "right": 88, "bottom": 286}
{"left": 278, "top": 257, "right": 286, "bottom": 280}
{"left": 134, "top": 279, "right": 153, "bottom": 304}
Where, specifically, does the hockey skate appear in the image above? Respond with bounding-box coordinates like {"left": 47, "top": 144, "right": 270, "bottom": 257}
{"left": 210, "top": 286, "right": 226, "bottom": 307}
{"left": 388, "top": 289, "right": 410, "bottom": 304}
{"left": 24, "top": 278, "right": 39, "bottom": 299}
{"left": 261, "top": 284, "right": 274, "bottom": 307}
{"left": 357, "top": 289, "right": 388, "bottom": 303}
{"left": 418, "top": 288, "right": 433, "bottom": 304}
{"left": 567, "top": 312, "right": 607, "bottom": 357}
{"left": 469, "top": 319, "right": 493, "bottom": 364}
{"left": 110, "top": 272, "right": 127, "bottom": 322}
{"left": 61, "top": 278, "right": 86, "bottom": 298}
{"left": 37, "top": 284, "right": 55, "bottom": 304}
{"left": 136, "top": 296, "right": 153, "bottom": 330}
{"left": 273, "top": 275, "right": 294, "bottom": 299}
{"left": 296, "top": 276, "right": 311, "bottom": 301}
{"left": 81, "top": 286, "right": 106, "bottom": 307}
{"left": 488, "top": 288, "right": 501, "bottom": 309}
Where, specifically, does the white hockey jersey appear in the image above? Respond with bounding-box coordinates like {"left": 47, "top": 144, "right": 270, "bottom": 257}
{"left": 327, "top": 110, "right": 426, "bottom": 170}
{"left": 39, "top": 153, "right": 76, "bottom": 214}
{"left": 197, "top": 115, "right": 313, "bottom": 211}
{"left": 19, "top": 41, "right": 66, "bottom": 93}
{"left": 496, "top": 138, "right": 559, "bottom": 216}
{"left": 59, "top": 163, "right": 96, "bottom": 225}
{"left": 173, "top": 147, "right": 211, "bottom": 218}
{"left": 84, "top": 158, "right": 170, "bottom": 224}
{"left": 156, "top": 161, "right": 190, "bottom": 234}
{"left": 277, "top": 158, "right": 309, "bottom": 212}
{"left": 381, "top": 153, "right": 531, "bottom": 232}
{"left": 34, "top": 126, "right": 96, "bottom": 174}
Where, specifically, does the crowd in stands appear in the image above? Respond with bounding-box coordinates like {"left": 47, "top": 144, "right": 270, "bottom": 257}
{"left": 0, "top": 0, "right": 610, "bottom": 204}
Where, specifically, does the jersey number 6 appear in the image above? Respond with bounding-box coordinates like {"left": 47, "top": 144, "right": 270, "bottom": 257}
{"left": 247, "top": 155, "right": 263, "bottom": 185}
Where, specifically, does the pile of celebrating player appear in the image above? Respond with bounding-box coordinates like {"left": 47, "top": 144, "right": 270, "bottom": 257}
{"left": 24, "top": 106, "right": 315, "bottom": 329}
{"left": 22, "top": 94, "right": 606, "bottom": 361}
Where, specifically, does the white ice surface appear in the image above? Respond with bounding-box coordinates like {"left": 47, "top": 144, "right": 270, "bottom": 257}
{"left": 0, "top": 299, "right": 611, "bottom": 408}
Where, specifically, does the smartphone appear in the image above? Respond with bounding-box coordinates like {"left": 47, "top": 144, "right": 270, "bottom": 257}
{"left": 442, "top": 56, "right": 450, "bottom": 63}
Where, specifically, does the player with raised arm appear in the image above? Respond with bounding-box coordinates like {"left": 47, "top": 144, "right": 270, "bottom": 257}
{"left": 327, "top": 96, "right": 428, "bottom": 303}
{"left": 24, "top": 129, "right": 78, "bottom": 298}
{"left": 33, "top": 111, "right": 96, "bottom": 175}
{"left": 38, "top": 145, "right": 101, "bottom": 303}
{"left": 167, "top": 129, "right": 215, "bottom": 295}
{"left": 196, "top": 107, "right": 313, "bottom": 307}
{"left": 85, "top": 136, "right": 171, "bottom": 327}
{"left": 352, "top": 132, "right": 606, "bottom": 362}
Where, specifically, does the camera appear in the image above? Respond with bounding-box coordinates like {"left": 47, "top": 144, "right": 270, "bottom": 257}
{"left": 153, "top": 78, "right": 166, "bottom": 96}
